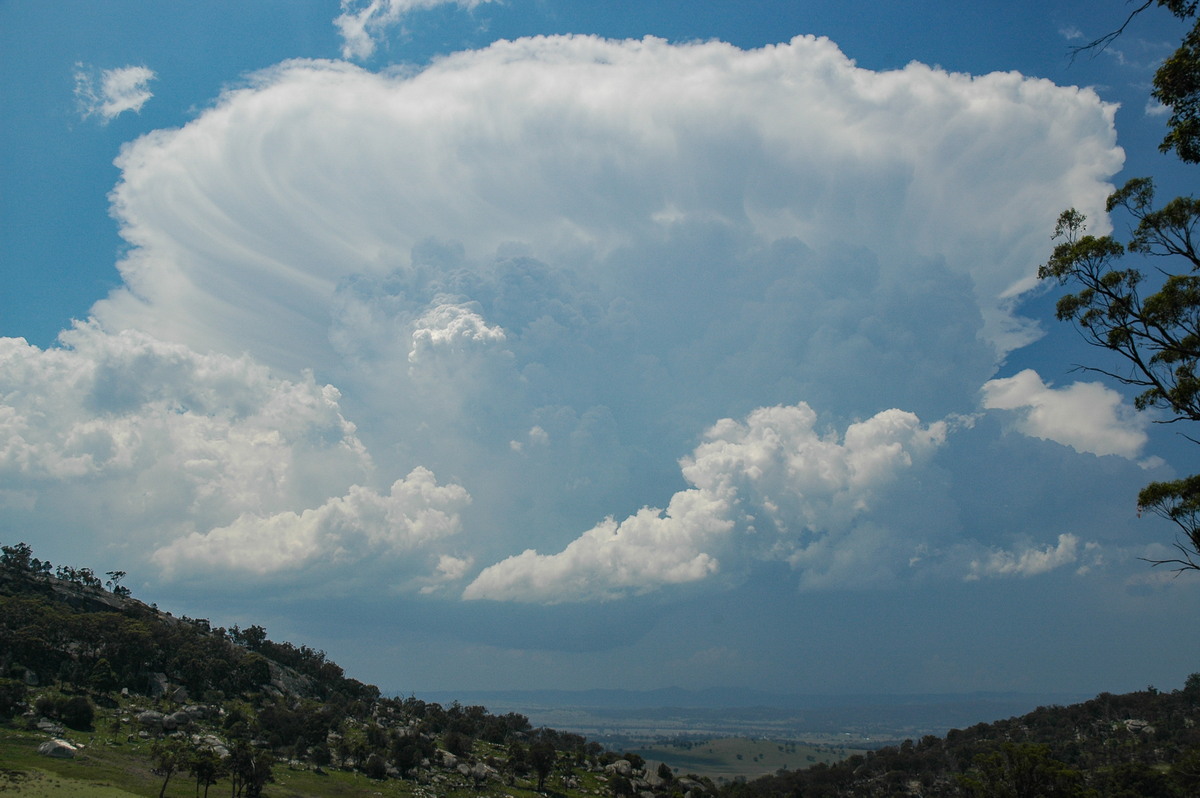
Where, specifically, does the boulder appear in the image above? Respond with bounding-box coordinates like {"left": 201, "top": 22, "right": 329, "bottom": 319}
{"left": 137, "top": 710, "right": 165, "bottom": 730}
{"left": 192, "top": 734, "right": 229, "bottom": 758}
{"left": 35, "top": 718, "right": 64, "bottom": 735}
{"left": 182, "top": 704, "right": 212, "bottom": 720}
{"left": 164, "top": 711, "right": 192, "bottom": 730}
{"left": 38, "top": 738, "right": 77, "bottom": 758}
{"left": 148, "top": 672, "right": 169, "bottom": 698}
{"left": 266, "top": 660, "right": 315, "bottom": 699}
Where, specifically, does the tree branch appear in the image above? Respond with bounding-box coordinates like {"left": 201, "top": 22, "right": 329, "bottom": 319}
{"left": 1069, "top": 1, "right": 1156, "bottom": 61}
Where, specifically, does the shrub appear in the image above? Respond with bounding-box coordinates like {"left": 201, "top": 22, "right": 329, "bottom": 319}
{"left": 34, "top": 692, "right": 94, "bottom": 730}
{"left": 0, "top": 678, "right": 26, "bottom": 718}
{"left": 364, "top": 753, "right": 388, "bottom": 780}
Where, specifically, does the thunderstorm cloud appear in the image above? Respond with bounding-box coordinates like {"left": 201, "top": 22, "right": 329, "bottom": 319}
{"left": 3, "top": 35, "right": 1131, "bottom": 603}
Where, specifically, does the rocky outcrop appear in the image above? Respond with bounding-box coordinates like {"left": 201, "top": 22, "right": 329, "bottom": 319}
{"left": 37, "top": 738, "right": 78, "bottom": 758}
{"left": 265, "top": 661, "right": 315, "bottom": 700}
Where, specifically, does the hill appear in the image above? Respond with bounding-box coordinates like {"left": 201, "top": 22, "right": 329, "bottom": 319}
{"left": 722, "top": 681, "right": 1200, "bottom": 796}
{"left": 3, "top": 539, "right": 1200, "bottom": 797}
{"left": 0, "top": 541, "right": 713, "bottom": 797}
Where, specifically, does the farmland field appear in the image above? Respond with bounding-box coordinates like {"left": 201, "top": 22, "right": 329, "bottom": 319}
{"left": 627, "top": 737, "right": 863, "bottom": 782}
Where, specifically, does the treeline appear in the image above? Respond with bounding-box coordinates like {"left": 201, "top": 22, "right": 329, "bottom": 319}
{"left": 722, "top": 682, "right": 1200, "bottom": 797}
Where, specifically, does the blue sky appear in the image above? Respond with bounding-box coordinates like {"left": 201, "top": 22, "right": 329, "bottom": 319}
{"left": 2, "top": 0, "right": 1198, "bottom": 698}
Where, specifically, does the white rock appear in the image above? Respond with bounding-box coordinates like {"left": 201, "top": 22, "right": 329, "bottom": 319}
{"left": 37, "top": 738, "right": 77, "bottom": 758}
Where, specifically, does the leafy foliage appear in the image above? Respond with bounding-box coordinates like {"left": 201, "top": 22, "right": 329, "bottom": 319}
{"left": 1041, "top": 2, "right": 1200, "bottom": 570}
{"left": 1079, "top": 2, "right": 1200, "bottom": 162}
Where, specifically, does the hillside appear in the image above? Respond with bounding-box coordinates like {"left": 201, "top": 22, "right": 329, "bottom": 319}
{"left": 4, "top": 539, "right": 1200, "bottom": 798}
{"left": 0, "top": 542, "right": 714, "bottom": 797}
{"left": 721, "top": 682, "right": 1200, "bottom": 796}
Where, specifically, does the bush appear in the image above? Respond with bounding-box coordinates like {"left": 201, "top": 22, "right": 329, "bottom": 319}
{"left": 444, "top": 730, "right": 472, "bottom": 757}
{"left": 33, "top": 692, "right": 95, "bottom": 730}
{"left": 61, "top": 695, "right": 94, "bottom": 730}
{"left": 0, "top": 678, "right": 26, "bottom": 718}
{"left": 364, "top": 753, "right": 388, "bottom": 780}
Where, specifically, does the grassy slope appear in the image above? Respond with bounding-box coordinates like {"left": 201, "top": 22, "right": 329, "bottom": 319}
{"left": 0, "top": 707, "right": 613, "bottom": 798}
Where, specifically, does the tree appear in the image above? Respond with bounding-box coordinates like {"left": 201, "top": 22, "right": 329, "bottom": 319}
{"left": 227, "top": 739, "right": 274, "bottom": 798}
{"left": 0, "top": 542, "right": 34, "bottom": 572}
{"left": 105, "top": 570, "right": 131, "bottom": 596}
{"left": 610, "top": 774, "right": 633, "bottom": 798}
{"left": 958, "top": 743, "right": 1087, "bottom": 798}
{"left": 187, "top": 746, "right": 225, "bottom": 798}
{"left": 1041, "top": 3, "right": 1200, "bottom": 570}
{"left": 89, "top": 657, "right": 119, "bottom": 692}
{"left": 528, "top": 739, "right": 556, "bottom": 792}
{"left": 1074, "top": 2, "right": 1200, "bottom": 162}
{"left": 149, "top": 738, "right": 188, "bottom": 798}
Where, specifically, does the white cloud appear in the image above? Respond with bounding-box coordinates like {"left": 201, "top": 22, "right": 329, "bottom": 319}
{"left": 0, "top": 324, "right": 477, "bottom": 589}
{"left": 335, "top": 0, "right": 497, "bottom": 60}
{"left": 966, "top": 533, "right": 1087, "bottom": 579}
{"left": 92, "top": 36, "right": 1120, "bottom": 380}
{"left": 418, "top": 553, "right": 474, "bottom": 594}
{"left": 464, "top": 404, "right": 948, "bottom": 602}
{"left": 409, "top": 301, "right": 506, "bottom": 364}
{"left": 16, "top": 35, "right": 1130, "bottom": 603}
{"left": 463, "top": 487, "right": 731, "bottom": 603}
{"left": 152, "top": 467, "right": 469, "bottom": 577}
{"left": 0, "top": 323, "right": 366, "bottom": 495}
{"left": 981, "top": 369, "right": 1148, "bottom": 458}
{"left": 75, "top": 64, "right": 155, "bottom": 122}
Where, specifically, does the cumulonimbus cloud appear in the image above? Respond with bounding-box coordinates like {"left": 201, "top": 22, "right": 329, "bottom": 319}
{"left": 93, "top": 36, "right": 1120, "bottom": 377}
{"left": 7, "top": 34, "right": 1129, "bottom": 597}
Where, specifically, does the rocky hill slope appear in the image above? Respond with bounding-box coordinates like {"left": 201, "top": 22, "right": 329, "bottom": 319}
{"left": 0, "top": 541, "right": 715, "bottom": 797}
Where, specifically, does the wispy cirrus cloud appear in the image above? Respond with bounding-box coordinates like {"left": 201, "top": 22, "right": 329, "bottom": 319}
{"left": 74, "top": 64, "right": 155, "bottom": 122}
{"left": 334, "top": 0, "right": 498, "bottom": 59}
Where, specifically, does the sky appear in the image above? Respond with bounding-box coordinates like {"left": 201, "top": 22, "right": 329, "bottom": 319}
{"left": 2, "top": 0, "right": 1199, "bottom": 699}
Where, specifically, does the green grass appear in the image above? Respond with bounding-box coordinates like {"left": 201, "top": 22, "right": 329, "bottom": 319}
{"left": 0, "top": 725, "right": 162, "bottom": 797}
{"left": 1, "top": 718, "right": 612, "bottom": 798}
{"left": 3, "top": 698, "right": 854, "bottom": 796}
{"left": 0, "top": 768, "right": 145, "bottom": 798}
